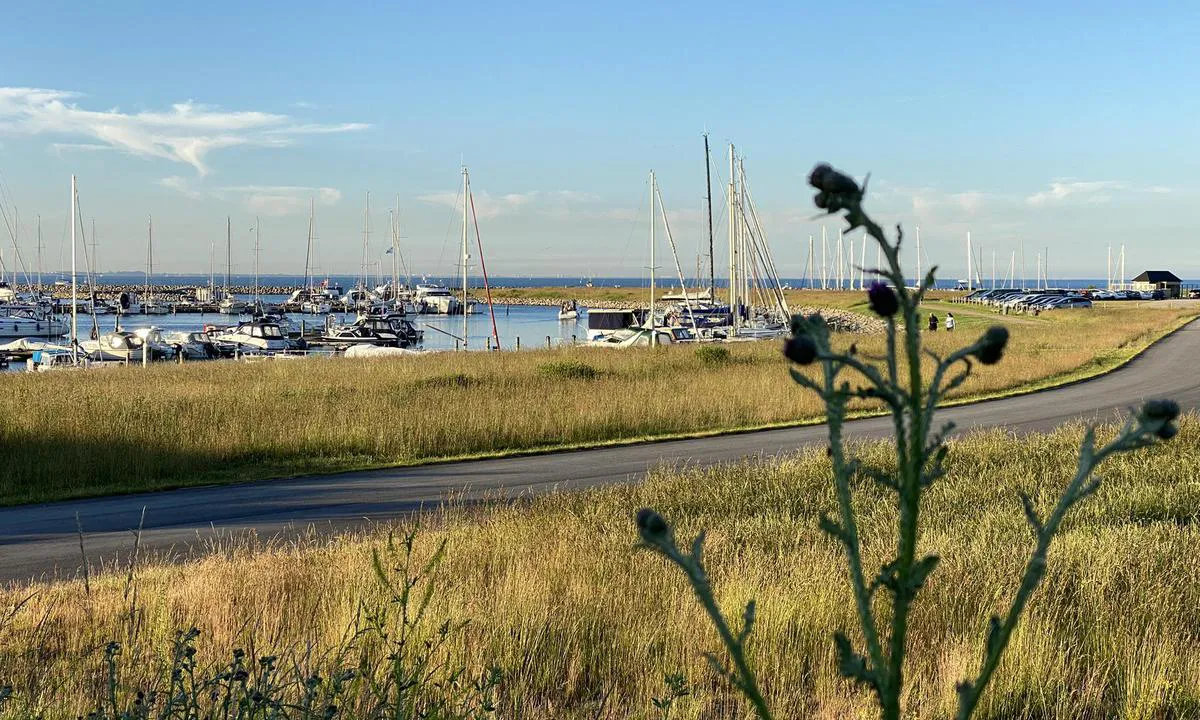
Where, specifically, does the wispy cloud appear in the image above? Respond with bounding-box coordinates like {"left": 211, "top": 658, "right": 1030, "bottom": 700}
{"left": 1026, "top": 180, "right": 1127, "bottom": 206}
{"left": 156, "top": 175, "right": 201, "bottom": 199}
{"left": 156, "top": 177, "right": 343, "bottom": 216}
{"left": 418, "top": 190, "right": 543, "bottom": 220}
{"left": 219, "top": 185, "right": 343, "bottom": 217}
{"left": 0, "top": 87, "right": 369, "bottom": 176}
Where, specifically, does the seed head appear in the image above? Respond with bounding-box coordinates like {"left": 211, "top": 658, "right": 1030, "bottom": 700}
{"left": 636, "top": 508, "right": 669, "bottom": 542}
{"left": 808, "top": 163, "right": 861, "bottom": 196}
{"left": 975, "top": 326, "right": 1009, "bottom": 365}
{"left": 783, "top": 335, "right": 817, "bottom": 365}
{"left": 867, "top": 281, "right": 898, "bottom": 317}
{"left": 1141, "top": 399, "right": 1181, "bottom": 440}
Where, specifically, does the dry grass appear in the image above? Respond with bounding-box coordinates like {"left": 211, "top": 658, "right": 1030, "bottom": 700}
{"left": 3, "top": 419, "right": 1200, "bottom": 718}
{"left": 0, "top": 302, "right": 1193, "bottom": 505}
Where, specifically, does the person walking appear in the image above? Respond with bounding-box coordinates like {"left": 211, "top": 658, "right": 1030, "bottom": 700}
{"left": 945, "top": 312, "right": 956, "bottom": 332}
{"left": 928, "top": 313, "right": 939, "bottom": 332}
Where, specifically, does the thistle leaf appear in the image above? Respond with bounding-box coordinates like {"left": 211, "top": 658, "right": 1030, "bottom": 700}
{"left": 833, "top": 632, "right": 879, "bottom": 690}
{"left": 907, "top": 554, "right": 941, "bottom": 592}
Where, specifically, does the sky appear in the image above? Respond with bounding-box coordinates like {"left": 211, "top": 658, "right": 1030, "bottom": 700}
{"left": 0, "top": 1, "right": 1197, "bottom": 282}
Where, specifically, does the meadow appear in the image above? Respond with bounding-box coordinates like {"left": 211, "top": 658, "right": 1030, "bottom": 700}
{"left": 0, "top": 300, "right": 1193, "bottom": 505}
{"left": 3, "top": 418, "right": 1199, "bottom": 718}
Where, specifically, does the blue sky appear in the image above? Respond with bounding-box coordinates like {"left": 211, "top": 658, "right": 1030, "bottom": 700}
{"left": 1, "top": 1, "right": 1196, "bottom": 280}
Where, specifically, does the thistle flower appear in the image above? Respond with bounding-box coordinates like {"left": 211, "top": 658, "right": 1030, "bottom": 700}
{"left": 636, "top": 508, "right": 669, "bottom": 542}
{"left": 867, "top": 281, "right": 898, "bottom": 317}
{"left": 808, "top": 163, "right": 861, "bottom": 195}
{"left": 975, "top": 326, "right": 1009, "bottom": 365}
{"left": 783, "top": 335, "right": 818, "bottom": 365}
{"left": 809, "top": 163, "right": 863, "bottom": 215}
{"left": 1141, "top": 399, "right": 1181, "bottom": 439}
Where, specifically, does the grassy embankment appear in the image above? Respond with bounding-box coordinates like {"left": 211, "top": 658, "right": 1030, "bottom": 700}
{"left": 4, "top": 419, "right": 1200, "bottom": 718}
{"left": 0, "top": 300, "right": 1194, "bottom": 505}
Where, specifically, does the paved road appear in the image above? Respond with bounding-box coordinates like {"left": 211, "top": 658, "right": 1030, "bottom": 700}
{"left": 4, "top": 321, "right": 1198, "bottom": 584}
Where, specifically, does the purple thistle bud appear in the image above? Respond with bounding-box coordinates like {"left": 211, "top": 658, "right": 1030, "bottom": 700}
{"left": 975, "top": 326, "right": 1009, "bottom": 365}
{"left": 867, "top": 281, "right": 899, "bottom": 317}
{"left": 1141, "top": 399, "right": 1181, "bottom": 440}
{"left": 783, "top": 335, "right": 818, "bottom": 365}
{"left": 808, "top": 163, "right": 861, "bottom": 195}
{"left": 636, "top": 508, "right": 669, "bottom": 540}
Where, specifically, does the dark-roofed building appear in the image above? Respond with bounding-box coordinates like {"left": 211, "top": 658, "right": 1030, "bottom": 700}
{"left": 1131, "top": 270, "right": 1182, "bottom": 298}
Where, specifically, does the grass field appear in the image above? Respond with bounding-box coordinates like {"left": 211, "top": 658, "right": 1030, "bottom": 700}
{"left": 3, "top": 419, "right": 1199, "bottom": 718}
{"left": 0, "top": 300, "right": 1193, "bottom": 506}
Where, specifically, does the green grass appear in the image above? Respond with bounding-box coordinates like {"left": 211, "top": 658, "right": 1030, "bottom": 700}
{"left": 0, "top": 302, "right": 1193, "bottom": 506}
{"left": 5, "top": 419, "right": 1200, "bottom": 718}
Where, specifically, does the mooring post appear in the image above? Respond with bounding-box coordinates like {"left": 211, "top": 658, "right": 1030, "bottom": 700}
{"left": 142, "top": 343, "right": 148, "bottom": 367}
{"left": 516, "top": 336, "right": 520, "bottom": 350}
{"left": 546, "top": 335, "right": 551, "bottom": 349}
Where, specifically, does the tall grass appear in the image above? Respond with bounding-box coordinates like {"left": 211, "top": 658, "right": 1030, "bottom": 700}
{"left": 3, "top": 420, "right": 1200, "bottom": 718}
{"left": 0, "top": 303, "right": 1192, "bottom": 505}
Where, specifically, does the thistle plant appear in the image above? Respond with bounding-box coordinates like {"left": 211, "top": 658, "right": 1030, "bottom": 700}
{"left": 636, "top": 163, "right": 1181, "bottom": 719}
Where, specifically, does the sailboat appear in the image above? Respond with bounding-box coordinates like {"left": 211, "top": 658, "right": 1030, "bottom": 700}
{"left": 218, "top": 217, "right": 250, "bottom": 315}
{"left": 588, "top": 170, "right": 697, "bottom": 347}
{"left": 287, "top": 199, "right": 334, "bottom": 314}
{"left": 141, "top": 215, "right": 170, "bottom": 315}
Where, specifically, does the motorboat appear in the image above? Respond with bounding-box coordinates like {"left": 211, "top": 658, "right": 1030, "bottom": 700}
{"left": 413, "top": 284, "right": 460, "bottom": 315}
{"left": 584, "top": 308, "right": 642, "bottom": 342}
{"left": 287, "top": 288, "right": 334, "bottom": 314}
{"left": 80, "top": 330, "right": 175, "bottom": 362}
{"left": 141, "top": 299, "right": 171, "bottom": 315}
{"left": 587, "top": 326, "right": 695, "bottom": 347}
{"left": 219, "top": 297, "right": 252, "bottom": 315}
{"left": 211, "top": 320, "right": 298, "bottom": 352}
{"left": 316, "top": 315, "right": 407, "bottom": 348}
{"left": 557, "top": 300, "right": 580, "bottom": 321}
{"left": 0, "top": 309, "right": 69, "bottom": 339}
{"left": 254, "top": 312, "right": 302, "bottom": 338}
{"left": 160, "top": 330, "right": 222, "bottom": 359}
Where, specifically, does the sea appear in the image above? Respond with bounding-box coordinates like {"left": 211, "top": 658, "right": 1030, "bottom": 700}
{"left": 33, "top": 272, "right": 1178, "bottom": 291}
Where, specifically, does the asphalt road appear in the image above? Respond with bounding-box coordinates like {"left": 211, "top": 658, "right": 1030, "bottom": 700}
{"left": 4, "top": 320, "right": 1198, "bottom": 585}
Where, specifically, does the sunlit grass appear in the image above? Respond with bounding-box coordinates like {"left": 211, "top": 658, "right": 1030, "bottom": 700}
{"left": 0, "top": 302, "right": 1192, "bottom": 505}
{"left": 4, "top": 419, "right": 1200, "bottom": 718}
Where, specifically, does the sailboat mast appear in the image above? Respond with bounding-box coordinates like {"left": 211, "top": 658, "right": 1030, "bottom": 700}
{"left": 703, "top": 133, "right": 714, "bottom": 294}
{"left": 821, "top": 226, "right": 827, "bottom": 290}
{"left": 254, "top": 217, "right": 260, "bottom": 306}
{"left": 966, "top": 231, "right": 973, "bottom": 292}
{"left": 649, "top": 169, "right": 656, "bottom": 348}
{"left": 146, "top": 215, "right": 152, "bottom": 303}
{"left": 70, "top": 175, "right": 78, "bottom": 365}
{"left": 461, "top": 167, "right": 469, "bottom": 349}
{"left": 915, "top": 225, "right": 922, "bottom": 288}
{"left": 209, "top": 229, "right": 215, "bottom": 300}
{"left": 727, "top": 144, "right": 737, "bottom": 325}
{"left": 36, "top": 214, "right": 42, "bottom": 293}
{"left": 225, "top": 217, "right": 231, "bottom": 296}
{"left": 304, "top": 198, "right": 314, "bottom": 293}
{"left": 360, "top": 192, "right": 370, "bottom": 292}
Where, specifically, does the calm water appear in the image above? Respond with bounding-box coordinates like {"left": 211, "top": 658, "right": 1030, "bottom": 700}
{"left": 2, "top": 299, "right": 587, "bottom": 372}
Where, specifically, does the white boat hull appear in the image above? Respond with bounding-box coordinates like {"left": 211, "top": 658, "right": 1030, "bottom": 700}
{"left": 0, "top": 316, "right": 69, "bottom": 339}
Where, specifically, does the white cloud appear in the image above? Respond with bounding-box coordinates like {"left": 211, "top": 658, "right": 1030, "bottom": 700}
{"left": 1026, "top": 180, "right": 1126, "bottom": 206}
{"left": 418, "top": 190, "right": 544, "bottom": 220}
{"left": 156, "top": 175, "right": 201, "bottom": 199}
{"left": 218, "top": 185, "right": 343, "bottom": 217}
{"left": 0, "top": 87, "right": 368, "bottom": 176}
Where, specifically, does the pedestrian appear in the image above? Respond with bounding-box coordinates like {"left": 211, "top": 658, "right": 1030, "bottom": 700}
{"left": 945, "top": 312, "right": 956, "bottom": 332}
{"left": 928, "top": 313, "right": 938, "bottom": 332}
